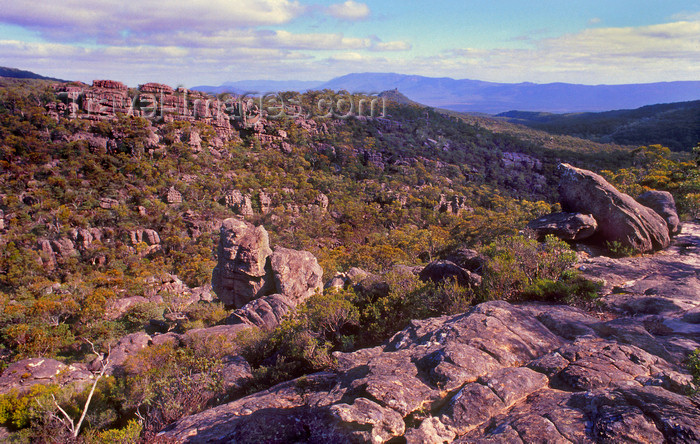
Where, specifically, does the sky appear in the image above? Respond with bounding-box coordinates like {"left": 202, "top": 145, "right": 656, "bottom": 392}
{"left": 0, "top": 0, "right": 699, "bottom": 87}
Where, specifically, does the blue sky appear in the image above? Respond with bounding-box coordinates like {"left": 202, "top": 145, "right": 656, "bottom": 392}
{"left": 0, "top": 0, "right": 698, "bottom": 86}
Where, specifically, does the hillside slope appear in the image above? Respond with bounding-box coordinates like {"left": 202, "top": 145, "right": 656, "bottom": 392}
{"left": 499, "top": 100, "right": 700, "bottom": 151}
{"left": 1, "top": 78, "right": 697, "bottom": 442}
{"left": 0, "top": 66, "right": 65, "bottom": 82}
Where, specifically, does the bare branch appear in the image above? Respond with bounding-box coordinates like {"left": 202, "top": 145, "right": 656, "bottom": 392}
{"left": 51, "top": 393, "right": 76, "bottom": 435}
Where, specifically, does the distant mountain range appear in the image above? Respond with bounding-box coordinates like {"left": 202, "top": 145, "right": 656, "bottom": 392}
{"left": 193, "top": 79, "right": 323, "bottom": 95}
{"left": 2, "top": 66, "right": 698, "bottom": 117}
{"left": 193, "top": 72, "right": 700, "bottom": 114}
{"left": 497, "top": 100, "right": 700, "bottom": 152}
{"left": 0, "top": 66, "right": 65, "bottom": 82}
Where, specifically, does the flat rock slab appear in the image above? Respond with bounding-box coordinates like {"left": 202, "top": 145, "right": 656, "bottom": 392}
{"left": 580, "top": 222, "right": 700, "bottom": 319}
{"left": 160, "top": 300, "right": 700, "bottom": 443}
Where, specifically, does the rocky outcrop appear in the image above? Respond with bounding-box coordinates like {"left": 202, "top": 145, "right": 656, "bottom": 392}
{"left": 436, "top": 195, "right": 473, "bottom": 215}
{"left": 558, "top": 163, "right": 670, "bottom": 252}
{"left": 325, "top": 267, "right": 372, "bottom": 291}
{"left": 502, "top": 151, "right": 542, "bottom": 170}
{"left": 167, "top": 186, "right": 182, "bottom": 204}
{"left": 211, "top": 219, "right": 323, "bottom": 316}
{"left": 129, "top": 228, "right": 160, "bottom": 246}
{"left": 445, "top": 248, "right": 485, "bottom": 274}
{"left": 93, "top": 331, "right": 151, "bottom": 373}
{"left": 36, "top": 236, "right": 81, "bottom": 269}
{"left": 222, "top": 190, "right": 254, "bottom": 216}
{"left": 226, "top": 293, "right": 297, "bottom": 329}
{"left": 527, "top": 211, "right": 598, "bottom": 241}
{"left": 579, "top": 222, "right": 700, "bottom": 344}
{"left": 160, "top": 298, "right": 700, "bottom": 443}
{"left": 637, "top": 190, "right": 681, "bottom": 236}
{"left": 69, "top": 227, "right": 104, "bottom": 250}
{"left": 270, "top": 247, "right": 324, "bottom": 303}
{"left": 99, "top": 197, "right": 120, "bottom": 209}
{"left": 0, "top": 358, "right": 93, "bottom": 395}
{"left": 212, "top": 219, "right": 273, "bottom": 308}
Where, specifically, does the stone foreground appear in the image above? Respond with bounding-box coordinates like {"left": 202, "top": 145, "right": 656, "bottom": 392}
{"left": 162, "top": 266, "right": 700, "bottom": 444}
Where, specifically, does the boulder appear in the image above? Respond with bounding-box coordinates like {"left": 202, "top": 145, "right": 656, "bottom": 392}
{"left": 105, "top": 295, "right": 149, "bottom": 320}
{"left": 211, "top": 219, "right": 324, "bottom": 325}
{"left": 444, "top": 248, "right": 484, "bottom": 274}
{"left": 419, "top": 260, "right": 481, "bottom": 287}
{"left": 51, "top": 237, "right": 76, "bottom": 258}
{"left": 270, "top": 247, "right": 324, "bottom": 303}
{"left": 183, "top": 324, "right": 252, "bottom": 344}
{"left": 220, "top": 355, "right": 252, "bottom": 393}
{"left": 95, "top": 331, "right": 152, "bottom": 373}
{"left": 558, "top": 163, "right": 670, "bottom": 252}
{"left": 324, "top": 272, "right": 348, "bottom": 291}
{"left": 212, "top": 219, "right": 274, "bottom": 308}
{"left": 527, "top": 212, "right": 598, "bottom": 241}
{"left": 0, "top": 358, "right": 92, "bottom": 395}
{"left": 637, "top": 190, "right": 681, "bottom": 236}
{"left": 226, "top": 293, "right": 297, "bottom": 329}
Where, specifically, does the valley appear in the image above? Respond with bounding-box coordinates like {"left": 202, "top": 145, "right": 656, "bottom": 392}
{"left": 0, "top": 75, "right": 698, "bottom": 442}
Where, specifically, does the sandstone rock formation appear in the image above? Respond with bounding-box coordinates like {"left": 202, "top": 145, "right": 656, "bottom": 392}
{"left": 222, "top": 190, "right": 254, "bottom": 216}
{"left": 527, "top": 211, "right": 598, "bottom": 241}
{"left": 167, "top": 186, "right": 182, "bottom": 204}
{"left": 211, "top": 219, "right": 323, "bottom": 320}
{"left": 226, "top": 293, "right": 297, "bottom": 329}
{"left": 444, "top": 248, "right": 485, "bottom": 274}
{"left": 558, "top": 163, "right": 670, "bottom": 252}
{"left": 211, "top": 218, "right": 273, "bottom": 308}
{"left": 92, "top": 331, "right": 151, "bottom": 373}
{"left": 637, "top": 189, "right": 682, "bottom": 236}
{"left": 160, "top": 298, "right": 700, "bottom": 443}
{"left": 270, "top": 247, "right": 323, "bottom": 303}
{"left": 0, "top": 358, "right": 93, "bottom": 395}
{"left": 579, "top": 221, "right": 700, "bottom": 344}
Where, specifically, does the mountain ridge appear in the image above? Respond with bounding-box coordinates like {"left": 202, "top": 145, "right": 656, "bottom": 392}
{"left": 497, "top": 100, "right": 700, "bottom": 151}
{"left": 0, "top": 66, "right": 65, "bottom": 82}
{"left": 193, "top": 72, "right": 700, "bottom": 114}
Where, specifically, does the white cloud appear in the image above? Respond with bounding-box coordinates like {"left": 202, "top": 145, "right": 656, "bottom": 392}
{"left": 434, "top": 20, "right": 700, "bottom": 83}
{"left": 588, "top": 17, "right": 601, "bottom": 25}
{"left": 671, "top": 11, "right": 700, "bottom": 21}
{"left": 327, "top": 1, "right": 370, "bottom": 21}
{"left": 2, "top": 13, "right": 699, "bottom": 87}
{"left": 371, "top": 40, "right": 412, "bottom": 51}
{"left": 0, "top": 0, "right": 305, "bottom": 41}
{"left": 117, "top": 28, "right": 375, "bottom": 51}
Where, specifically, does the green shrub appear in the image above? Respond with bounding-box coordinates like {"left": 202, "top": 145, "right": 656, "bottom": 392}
{"left": 479, "top": 234, "right": 578, "bottom": 301}
{"left": 182, "top": 302, "right": 228, "bottom": 331}
{"left": 688, "top": 349, "right": 700, "bottom": 387}
{"left": 82, "top": 419, "right": 142, "bottom": 444}
{"left": 119, "top": 302, "right": 164, "bottom": 332}
{"left": 604, "top": 240, "right": 639, "bottom": 258}
{"left": 520, "top": 270, "right": 602, "bottom": 305}
{"left": 237, "top": 291, "right": 360, "bottom": 394}
{"left": 349, "top": 269, "right": 476, "bottom": 347}
{"left": 116, "top": 342, "right": 224, "bottom": 432}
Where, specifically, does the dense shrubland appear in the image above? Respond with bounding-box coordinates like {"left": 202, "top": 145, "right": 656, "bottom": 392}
{"left": 0, "top": 78, "right": 694, "bottom": 441}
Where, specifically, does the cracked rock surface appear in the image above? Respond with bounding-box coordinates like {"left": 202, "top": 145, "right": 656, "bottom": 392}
{"left": 161, "top": 224, "right": 700, "bottom": 443}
